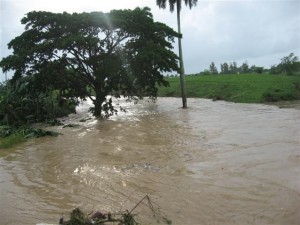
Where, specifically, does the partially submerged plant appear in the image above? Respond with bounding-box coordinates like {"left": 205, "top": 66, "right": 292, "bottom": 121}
{"left": 60, "top": 208, "right": 138, "bottom": 225}
{"left": 62, "top": 124, "right": 80, "bottom": 128}
{"left": 60, "top": 195, "right": 172, "bottom": 225}
{"left": 0, "top": 125, "right": 60, "bottom": 139}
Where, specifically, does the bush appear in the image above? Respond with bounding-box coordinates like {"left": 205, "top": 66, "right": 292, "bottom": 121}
{"left": 262, "top": 88, "right": 294, "bottom": 102}
{"left": 0, "top": 80, "right": 77, "bottom": 127}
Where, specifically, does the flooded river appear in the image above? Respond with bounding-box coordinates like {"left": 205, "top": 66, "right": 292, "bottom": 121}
{"left": 0, "top": 98, "right": 299, "bottom": 225}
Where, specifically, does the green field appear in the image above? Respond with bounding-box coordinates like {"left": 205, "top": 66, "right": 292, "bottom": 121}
{"left": 157, "top": 74, "right": 300, "bottom": 103}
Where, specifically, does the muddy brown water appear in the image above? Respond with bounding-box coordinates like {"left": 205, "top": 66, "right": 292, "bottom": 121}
{"left": 0, "top": 98, "right": 299, "bottom": 225}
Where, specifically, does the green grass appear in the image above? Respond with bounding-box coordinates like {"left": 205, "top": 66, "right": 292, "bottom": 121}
{"left": 0, "top": 134, "right": 26, "bottom": 149}
{"left": 158, "top": 74, "right": 300, "bottom": 103}
{"left": 0, "top": 126, "right": 61, "bottom": 149}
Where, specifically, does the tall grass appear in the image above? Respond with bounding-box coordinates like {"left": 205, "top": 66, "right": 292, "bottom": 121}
{"left": 0, "top": 134, "right": 26, "bottom": 149}
{"left": 0, "top": 126, "right": 60, "bottom": 149}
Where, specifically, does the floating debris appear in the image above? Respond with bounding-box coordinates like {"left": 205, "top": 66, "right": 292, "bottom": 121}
{"left": 45, "top": 119, "right": 64, "bottom": 126}
{"left": 62, "top": 124, "right": 80, "bottom": 128}
{"left": 79, "top": 118, "right": 92, "bottom": 122}
{"left": 58, "top": 208, "right": 137, "bottom": 225}
{"left": 42, "top": 195, "right": 172, "bottom": 225}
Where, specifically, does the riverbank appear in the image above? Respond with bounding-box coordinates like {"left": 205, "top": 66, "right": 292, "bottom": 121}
{"left": 157, "top": 74, "right": 300, "bottom": 103}
{"left": 0, "top": 126, "right": 60, "bottom": 149}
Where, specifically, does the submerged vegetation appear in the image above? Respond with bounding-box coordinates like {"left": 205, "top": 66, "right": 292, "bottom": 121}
{"left": 0, "top": 125, "right": 60, "bottom": 148}
{"left": 61, "top": 208, "right": 139, "bottom": 225}
{"left": 0, "top": 133, "right": 26, "bottom": 149}
{"left": 0, "top": 79, "right": 74, "bottom": 148}
{"left": 59, "top": 195, "right": 172, "bottom": 225}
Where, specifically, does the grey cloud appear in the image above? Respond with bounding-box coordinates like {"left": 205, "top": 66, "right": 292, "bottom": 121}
{"left": 178, "top": 1, "right": 300, "bottom": 72}
{"left": 0, "top": 0, "right": 299, "bottom": 80}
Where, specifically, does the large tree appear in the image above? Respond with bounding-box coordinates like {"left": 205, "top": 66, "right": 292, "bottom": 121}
{"left": 220, "top": 62, "right": 229, "bottom": 74}
{"left": 0, "top": 7, "right": 179, "bottom": 117}
{"left": 156, "top": 0, "right": 198, "bottom": 108}
{"left": 279, "top": 53, "right": 300, "bottom": 75}
{"left": 209, "top": 62, "right": 218, "bottom": 74}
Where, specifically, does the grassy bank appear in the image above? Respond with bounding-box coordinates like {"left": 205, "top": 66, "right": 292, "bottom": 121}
{"left": 0, "top": 126, "right": 60, "bottom": 149}
{"left": 0, "top": 134, "right": 26, "bottom": 149}
{"left": 158, "top": 74, "right": 300, "bottom": 103}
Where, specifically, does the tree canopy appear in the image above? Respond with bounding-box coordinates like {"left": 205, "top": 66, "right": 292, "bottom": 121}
{"left": 0, "top": 7, "right": 180, "bottom": 117}
{"left": 156, "top": 0, "right": 198, "bottom": 12}
{"left": 277, "top": 53, "right": 300, "bottom": 75}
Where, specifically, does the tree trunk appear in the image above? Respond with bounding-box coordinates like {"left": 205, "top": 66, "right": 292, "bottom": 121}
{"left": 176, "top": 0, "right": 187, "bottom": 108}
{"left": 93, "top": 89, "right": 104, "bottom": 117}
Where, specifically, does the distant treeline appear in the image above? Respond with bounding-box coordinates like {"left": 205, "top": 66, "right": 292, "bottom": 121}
{"left": 168, "top": 53, "right": 300, "bottom": 77}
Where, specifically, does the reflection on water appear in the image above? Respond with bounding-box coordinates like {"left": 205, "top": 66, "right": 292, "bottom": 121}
{"left": 0, "top": 98, "right": 299, "bottom": 225}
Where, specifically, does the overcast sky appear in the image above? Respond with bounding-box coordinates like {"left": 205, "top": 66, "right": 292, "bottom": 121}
{"left": 0, "top": 0, "right": 299, "bottom": 81}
